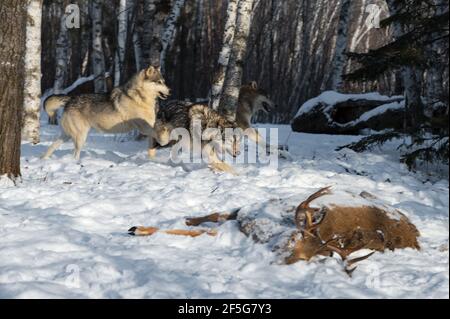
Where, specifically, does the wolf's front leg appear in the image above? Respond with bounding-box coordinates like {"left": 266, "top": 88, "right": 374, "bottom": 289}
{"left": 246, "top": 128, "right": 272, "bottom": 153}
{"left": 203, "top": 143, "right": 237, "bottom": 176}
{"left": 148, "top": 135, "right": 157, "bottom": 158}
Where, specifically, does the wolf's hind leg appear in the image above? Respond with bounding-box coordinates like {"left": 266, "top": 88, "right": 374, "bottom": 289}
{"left": 41, "top": 134, "right": 70, "bottom": 159}
{"left": 73, "top": 129, "right": 89, "bottom": 161}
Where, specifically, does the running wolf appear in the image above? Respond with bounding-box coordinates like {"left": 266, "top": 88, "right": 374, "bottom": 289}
{"left": 236, "top": 81, "right": 276, "bottom": 130}
{"left": 42, "top": 66, "right": 170, "bottom": 160}
{"left": 150, "top": 102, "right": 241, "bottom": 174}
{"left": 236, "top": 82, "right": 278, "bottom": 150}
{"left": 150, "top": 82, "right": 277, "bottom": 159}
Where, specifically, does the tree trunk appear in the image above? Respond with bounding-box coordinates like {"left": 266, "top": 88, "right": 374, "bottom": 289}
{"left": 209, "top": 0, "right": 238, "bottom": 110}
{"left": 326, "top": 0, "right": 351, "bottom": 91}
{"left": 403, "top": 68, "right": 424, "bottom": 130}
{"left": 132, "top": 0, "right": 143, "bottom": 71}
{"left": 22, "top": 0, "right": 43, "bottom": 144}
{"left": 141, "top": 0, "right": 156, "bottom": 67}
{"left": 142, "top": 0, "right": 170, "bottom": 67}
{"left": 385, "top": 0, "right": 424, "bottom": 132}
{"left": 53, "top": 1, "right": 69, "bottom": 93}
{"left": 218, "top": 0, "right": 255, "bottom": 120}
{"left": 91, "top": 0, "right": 106, "bottom": 93}
{"left": 50, "top": 0, "right": 70, "bottom": 124}
{"left": 115, "top": 0, "right": 130, "bottom": 86}
{"left": 160, "top": 0, "right": 186, "bottom": 73}
{"left": 0, "top": 0, "right": 27, "bottom": 181}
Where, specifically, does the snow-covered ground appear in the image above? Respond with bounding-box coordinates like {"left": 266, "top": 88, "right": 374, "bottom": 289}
{"left": 0, "top": 123, "right": 448, "bottom": 299}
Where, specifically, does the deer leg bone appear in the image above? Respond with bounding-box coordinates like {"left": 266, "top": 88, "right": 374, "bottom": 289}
{"left": 128, "top": 226, "right": 217, "bottom": 237}
{"left": 185, "top": 210, "right": 239, "bottom": 227}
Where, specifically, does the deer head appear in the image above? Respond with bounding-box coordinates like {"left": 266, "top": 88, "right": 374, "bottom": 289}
{"left": 285, "top": 187, "right": 420, "bottom": 276}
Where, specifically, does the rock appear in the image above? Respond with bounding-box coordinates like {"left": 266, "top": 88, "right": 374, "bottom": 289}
{"left": 291, "top": 91, "right": 405, "bottom": 135}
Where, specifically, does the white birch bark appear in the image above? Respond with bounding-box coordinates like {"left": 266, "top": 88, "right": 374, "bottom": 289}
{"left": 23, "top": 0, "right": 42, "bottom": 144}
{"left": 133, "top": 19, "right": 143, "bottom": 71}
{"left": 327, "top": 0, "right": 351, "bottom": 90}
{"left": 349, "top": 0, "right": 368, "bottom": 52}
{"left": 80, "top": 2, "right": 90, "bottom": 76}
{"left": 160, "top": 0, "right": 186, "bottom": 73}
{"left": 218, "top": 0, "right": 256, "bottom": 119}
{"left": 115, "top": 0, "right": 129, "bottom": 86}
{"left": 142, "top": 0, "right": 169, "bottom": 67}
{"left": 127, "top": 0, "right": 142, "bottom": 70}
{"left": 209, "top": 0, "right": 238, "bottom": 110}
{"left": 91, "top": 0, "right": 106, "bottom": 93}
{"left": 53, "top": 7, "right": 69, "bottom": 94}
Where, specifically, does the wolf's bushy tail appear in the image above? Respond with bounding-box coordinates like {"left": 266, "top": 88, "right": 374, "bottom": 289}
{"left": 44, "top": 95, "right": 71, "bottom": 118}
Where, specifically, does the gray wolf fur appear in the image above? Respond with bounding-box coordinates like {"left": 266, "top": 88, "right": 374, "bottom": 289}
{"left": 236, "top": 81, "right": 276, "bottom": 130}
{"left": 42, "top": 66, "right": 170, "bottom": 160}
{"left": 151, "top": 82, "right": 277, "bottom": 162}
{"left": 236, "top": 82, "right": 279, "bottom": 151}
{"left": 151, "top": 102, "right": 241, "bottom": 174}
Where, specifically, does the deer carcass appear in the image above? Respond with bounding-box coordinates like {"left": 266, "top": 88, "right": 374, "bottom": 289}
{"left": 129, "top": 187, "right": 420, "bottom": 274}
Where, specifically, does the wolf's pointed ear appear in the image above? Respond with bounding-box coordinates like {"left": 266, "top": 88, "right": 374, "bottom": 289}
{"left": 145, "top": 66, "right": 156, "bottom": 78}
{"left": 250, "top": 81, "right": 258, "bottom": 90}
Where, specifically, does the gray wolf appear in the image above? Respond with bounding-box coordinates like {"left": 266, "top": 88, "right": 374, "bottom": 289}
{"left": 236, "top": 81, "right": 276, "bottom": 130}
{"left": 150, "top": 102, "right": 241, "bottom": 174}
{"left": 42, "top": 66, "right": 170, "bottom": 160}
{"left": 236, "top": 82, "right": 279, "bottom": 151}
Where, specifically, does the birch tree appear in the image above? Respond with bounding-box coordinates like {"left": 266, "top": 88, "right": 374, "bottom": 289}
{"left": 326, "top": 0, "right": 351, "bottom": 90}
{"left": 115, "top": 0, "right": 130, "bottom": 86}
{"left": 22, "top": 0, "right": 43, "bottom": 144}
{"left": 219, "top": 0, "right": 256, "bottom": 119}
{"left": 209, "top": 0, "right": 238, "bottom": 110}
{"left": 132, "top": 0, "right": 143, "bottom": 71}
{"left": 160, "top": 0, "right": 186, "bottom": 72}
{"left": 53, "top": 2, "right": 69, "bottom": 93}
{"left": 91, "top": 0, "right": 106, "bottom": 93}
{"left": 142, "top": 0, "right": 170, "bottom": 67}
{"left": 0, "top": 0, "right": 27, "bottom": 181}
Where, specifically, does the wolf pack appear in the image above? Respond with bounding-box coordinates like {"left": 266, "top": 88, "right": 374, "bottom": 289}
{"left": 43, "top": 66, "right": 277, "bottom": 174}
{"left": 42, "top": 67, "right": 422, "bottom": 270}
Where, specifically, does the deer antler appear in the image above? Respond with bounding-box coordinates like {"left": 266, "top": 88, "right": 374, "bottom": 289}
{"left": 295, "top": 186, "right": 332, "bottom": 230}
{"left": 318, "top": 236, "right": 376, "bottom": 277}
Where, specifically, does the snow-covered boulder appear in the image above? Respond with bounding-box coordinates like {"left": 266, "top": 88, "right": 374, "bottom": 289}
{"left": 291, "top": 91, "right": 405, "bottom": 134}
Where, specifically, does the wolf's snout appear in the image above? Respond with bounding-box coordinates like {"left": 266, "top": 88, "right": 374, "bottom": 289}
{"left": 160, "top": 91, "right": 170, "bottom": 99}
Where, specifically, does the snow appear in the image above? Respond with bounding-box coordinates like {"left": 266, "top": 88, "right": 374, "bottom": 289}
{"left": 0, "top": 123, "right": 448, "bottom": 299}
{"left": 295, "top": 91, "right": 404, "bottom": 118}
{"left": 354, "top": 100, "right": 405, "bottom": 124}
